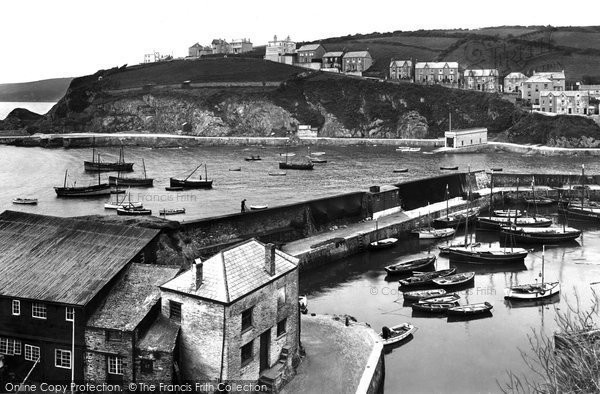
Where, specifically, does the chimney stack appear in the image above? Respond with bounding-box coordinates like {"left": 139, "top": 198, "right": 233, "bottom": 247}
{"left": 192, "top": 259, "right": 203, "bottom": 290}
{"left": 265, "top": 243, "right": 276, "bottom": 276}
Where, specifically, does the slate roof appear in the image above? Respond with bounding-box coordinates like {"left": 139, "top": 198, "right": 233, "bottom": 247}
{"left": 540, "top": 90, "right": 588, "bottom": 97}
{"left": 415, "top": 62, "right": 459, "bottom": 69}
{"left": 504, "top": 72, "right": 528, "bottom": 79}
{"left": 87, "top": 263, "right": 180, "bottom": 331}
{"left": 161, "top": 239, "right": 298, "bottom": 304}
{"left": 390, "top": 60, "right": 412, "bottom": 67}
{"left": 0, "top": 211, "right": 160, "bottom": 306}
{"left": 343, "top": 51, "right": 372, "bottom": 58}
{"left": 464, "top": 69, "right": 499, "bottom": 77}
{"left": 137, "top": 315, "right": 180, "bottom": 353}
{"left": 525, "top": 75, "right": 553, "bottom": 83}
{"left": 298, "top": 44, "right": 323, "bottom": 52}
{"left": 534, "top": 71, "right": 565, "bottom": 80}
{"left": 323, "top": 51, "right": 344, "bottom": 57}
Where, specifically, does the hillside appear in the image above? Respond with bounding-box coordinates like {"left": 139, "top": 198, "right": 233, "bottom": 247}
{"left": 0, "top": 77, "right": 72, "bottom": 102}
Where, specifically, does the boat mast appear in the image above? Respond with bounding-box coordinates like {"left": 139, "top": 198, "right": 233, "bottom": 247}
{"left": 541, "top": 245, "right": 546, "bottom": 287}
{"left": 581, "top": 164, "right": 585, "bottom": 210}
{"left": 489, "top": 170, "right": 493, "bottom": 219}
{"left": 464, "top": 167, "right": 470, "bottom": 246}
{"left": 184, "top": 164, "right": 203, "bottom": 181}
{"left": 445, "top": 184, "right": 449, "bottom": 220}
{"left": 142, "top": 159, "right": 147, "bottom": 179}
{"left": 531, "top": 178, "right": 537, "bottom": 219}
{"left": 204, "top": 163, "right": 208, "bottom": 180}
{"left": 63, "top": 169, "right": 68, "bottom": 188}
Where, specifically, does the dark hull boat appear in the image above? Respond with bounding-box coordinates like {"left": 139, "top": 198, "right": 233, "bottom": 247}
{"left": 402, "top": 289, "right": 446, "bottom": 302}
{"left": 477, "top": 216, "right": 552, "bottom": 230}
{"left": 117, "top": 207, "right": 152, "bottom": 216}
{"left": 418, "top": 293, "right": 460, "bottom": 304}
{"left": 84, "top": 147, "right": 134, "bottom": 172}
{"left": 279, "top": 162, "right": 314, "bottom": 170}
{"left": 558, "top": 205, "right": 600, "bottom": 222}
{"left": 433, "top": 208, "right": 480, "bottom": 229}
{"left": 440, "top": 166, "right": 458, "bottom": 171}
{"left": 384, "top": 255, "right": 436, "bottom": 275}
{"left": 55, "top": 183, "right": 111, "bottom": 197}
{"left": 446, "top": 246, "right": 528, "bottom": 264}
{"left": 432, "top": 272, "right": 475, "bottom": 286}
{"left": 412, "top": 301, "right": 459, "bottom": 314}
{"left": 109, "top": 176, "right": 154, "bottom": 187}
{"left": 398, "top": 268, "right": 456, "bottom": 288}
{"left": 170, "top": 164, "right": 213, "bottom": 189}
{"left": 500, "top": 225, "right": 582, "bottom": 244}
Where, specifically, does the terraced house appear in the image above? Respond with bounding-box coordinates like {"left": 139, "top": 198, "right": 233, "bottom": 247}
{"left": 415, "top": 62, "right": 460, "bottom": 86}
{"left": 540, "top": 90, "right": 591, "bottom": 115}
{"left": 521, "top": 71, "right": 566, "bottom": 107}
{"left": 503, "top": 72, "right": 528, "bottom": 93}
{"left": 389, "top": 60, "right": 413, "bottom": 81}
{"left": 464, "top": 69, "right": 500, "bottom": 93}
{"left": 342, "top": 51, "right": 373, "bottom": 74}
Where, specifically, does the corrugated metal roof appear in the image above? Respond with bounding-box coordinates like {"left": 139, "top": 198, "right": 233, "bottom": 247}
{"left": 87, "top": 263, "right": 180, "bottom": 331}
{"left": 161, "top": 239, "right": 298, "bottom": 304}
{"left": 0, "top": 211, "right": 160, "bottom": 306}
{"left": 343, "top": 51, "right": 371, "bottom": 58}
{"left": 323, "top": 51, "right": 344, "bottom": 57}
{"left": 415, "top": 62, "right": 459, "bottom": 69}
{"left": 298, "top": 44, "right": 323, "bottom": 52}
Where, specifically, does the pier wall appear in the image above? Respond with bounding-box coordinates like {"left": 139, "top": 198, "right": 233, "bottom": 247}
{"left": 491, "top": 172, "right": 600, "bottom": 188}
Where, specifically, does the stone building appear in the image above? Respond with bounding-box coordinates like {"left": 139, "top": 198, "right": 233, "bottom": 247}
{"left": 188, "top": 43, "right": 213, "bottom": 58}
{"left": 264, "top": 35, "right": 296, "bottom": 63}
{"left": 503, "top": 72, "right": 528, "bottom": 94}
{"left": 159, "top": 239, "right": 300, "bottom": 390}
{"left": 445, "top": 128, "right": 488, "bottom": 149}
{"left": 342, "top": 51, "right": 373, "bottom": 74}
{"left": 230, "top": 38, "right": 253, "bottom": 54}
{"left": 84, "top": 264, "right": 180, "bottom": 385}
{"left": 415, "top": 62, "right": 460, "bottom": 86}
{"left": 321, "top": 51, "right": 344, "bottom": 72}
{"left": 389, "top": 60, "right": 413, "bottom": 81}
{"left": 521, "top": 71, "right": 566, "bottom": 106}
{"left": 296, "top": 44, "right": 325, "bottom": 64}
{"left": 540, "top": 90, "right": 591, "bottom": 115}
{"left": 579, "top": 84, "right": 600, "bottom": 99}
{"left": 211, "top": 39, "right": 231, "bottom": 55}
{"left": 464, "top": 69, "right": 500, "bottom": 92}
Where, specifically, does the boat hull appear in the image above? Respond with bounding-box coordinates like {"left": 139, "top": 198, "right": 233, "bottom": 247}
{"left": 116, "top": 208, "right": 152, "bottom": 216}
{"left": 55, "top": 184, "right": 112, "bottom": 197}
{"left": 402, "top": 289, "right": 446, "bottom": 301}
{"left": 379, "top": 323, "right": 416, "bottom": 346}
{"left": 446, "top": 248, "right": 528, "bottom": 264}
{"left": 432, "top": 211, "right": 479, "bottom": 229}
{"left": 477, "top": 217, "right": 552, "bottom": 230}
{"left": 170, "top": 178, "right": 213, "bottom": 189}
{"left": 447, "top": 302, "right": 493, "bottom": 316}
{"left": 369, "top": 238, "right": 399, "bottom": 250}
{"left": 504, "top": 282, "right": 560, "bottom": 300}
{"left": 412, "top": 228, "right": 455, "bottom": 239}
{"left": 279, "top": 162, "right": 314, "bottom": 170}
{"left": 558, "top": 206, "right": 600, "bottom": 222}
{"left": 84, "top": 161, "right": 134, "bottom": 172}
{"left": 500, "top": 227, "right": 582, "bottom": 244}
{"left": 385, "top": 255, "right": 436, "bottom": 275}
{"left": 108, "top": 176, "right": 154, "bottom": 187}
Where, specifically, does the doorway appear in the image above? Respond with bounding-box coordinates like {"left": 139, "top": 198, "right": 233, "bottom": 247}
{"left": 260, "top": 330, "right": 271, "bottom": 372}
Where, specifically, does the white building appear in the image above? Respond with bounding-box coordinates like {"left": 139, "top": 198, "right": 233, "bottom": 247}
{"left": 444, "top": 128, "right": 488, "bottom": 149}
{"left": 264, "top": 35, "right": 296, "bottom": 63}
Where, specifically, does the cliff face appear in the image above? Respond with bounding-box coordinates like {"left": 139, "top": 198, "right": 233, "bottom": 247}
{"left": 30, "top": 74, "right": 521, "bottom": 140}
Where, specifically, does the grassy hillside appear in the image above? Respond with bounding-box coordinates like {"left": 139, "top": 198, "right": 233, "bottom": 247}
{"left": 507, "top": 113, "right": 600, "bottom": 147}
{"left": 0, "top": 77, "right": 72, "bottom": 102}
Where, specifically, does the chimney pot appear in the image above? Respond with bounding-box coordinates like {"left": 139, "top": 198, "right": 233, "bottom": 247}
{"left": 265, "top": 243, "right": 276, "bottom": 276}
{"left": 192, "top": 260, "right": 203, "bottom": 290}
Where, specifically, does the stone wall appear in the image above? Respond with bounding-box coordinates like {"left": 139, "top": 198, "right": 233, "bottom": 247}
{"left": 84, "top": 327, "right": 134, "bottom": 383}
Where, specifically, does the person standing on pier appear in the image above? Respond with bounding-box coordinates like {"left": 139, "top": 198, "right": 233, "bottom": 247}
{"left": 241, "top": 199, "right": 247, "bottom": 213}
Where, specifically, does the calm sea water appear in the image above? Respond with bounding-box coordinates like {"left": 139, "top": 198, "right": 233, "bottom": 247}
{"left": 1, "top": 144, "right": 599, "bottom": 393}
{"left": 0, "top": 101, "right": 56, "bottom": 120}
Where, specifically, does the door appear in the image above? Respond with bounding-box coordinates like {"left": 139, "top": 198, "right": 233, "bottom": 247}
{"left": 260, "top": 330, "right": 271, "bottom": 372}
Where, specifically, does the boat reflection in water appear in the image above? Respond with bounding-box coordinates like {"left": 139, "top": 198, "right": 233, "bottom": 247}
{"left": 504, "top": 293, "right": 561, "bottom": 309}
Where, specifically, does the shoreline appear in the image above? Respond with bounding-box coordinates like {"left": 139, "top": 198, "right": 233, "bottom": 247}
{"left": 1, "top": 132, "right": 600, "bottom": 156}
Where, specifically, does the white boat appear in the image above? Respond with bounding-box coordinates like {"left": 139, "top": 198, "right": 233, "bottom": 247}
{"left": 279, "top": 152, "right": 296, "bottom": 157}
{"left": 249, "top": 205, "right": 268, "bottom": 211}
{"left": 159, "top": 208, "right": 186, "bottom": 215}
{"left": 268, "top": 171, "right": 287, "bottom": 176}
{"left": 494, "top": 209, "right": 523, "bottom": 218}
{"left": 505, "top": 245, "right": 560, "bottom": 300}
{"left": 104, "top": 190, "right": 143, "bottom": 210}
{"left": 379, "top": 323, "right": 416, "bottom": 346}
{"left": 12, "top": 198, "right": 38, "bottom": 205}
{"left": 396, "top": 147, "right": 421, "bottom": 152}
{"left": 369, "top": 238, "right": 399, "bottom": 249}
{"left": 412, "top": 228, "right": 455, "bottom": 239}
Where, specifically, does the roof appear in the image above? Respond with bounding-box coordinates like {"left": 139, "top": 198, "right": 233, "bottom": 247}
{"left": 525, "top": 75, "right": 553, "bottom": 83}
{"left": 211, "top": 39, "right": 229, "bottom": 45}
{"left": 343, "top": 51, "right": 371, "bottom": 58}
{"left": 464, "top": 69, "right": 498, "bottom": 77}
{"left": 87, "top": 263, "right": 180, "bottom": 331}
{"left": 504, "top": 72, "right": 528, "bottom": 79}
{"left": 415, "top": 62, "right": 459, "bottom": 69}
{"left": 0, "top": 211, "right": 160, "bottom": 306}
{"left": 580, "top": 85, "right": 600, "bottom": 90}
{"left": 390, "top": 60, "right": 412, "bottom": 67}
{"left": 540, "top": 90, "right": 589, "bottom": 97}
{"left": 189, "top": 43, "right": 201, "bottom": 48}
{"left": 298, "top": 44, "right": 323, "bottom": 52}
{"left": 137, "top": 315, "right": 180, "bottom": 353}
{"left": 323, "top": 51, "right": 344, "bottom": 57}
{"left": 533, "top": 71, "right": 565, "bottom": 80}
{"left": 161, "top": 239, "right": 298, "bottom": 304}
{"left": 445, "top": 127, "right": 488, "bottom": 136}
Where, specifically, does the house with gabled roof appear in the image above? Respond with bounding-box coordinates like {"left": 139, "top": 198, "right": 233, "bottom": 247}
{"left": 504, "top": 72, "right": 528, "bottom": 93}
{"left": 296, "top": 44, "right": 325, "bottom": 64}
{"left": 159, "top": 239, "right": 299, "bottom": 390}
{"left": 342, "top": 51, "right": 373, "bottom": 74}
{"left": 522, "top": 70, "right": 566, "bottom": 106}
{"left": 321, "top": 51, "right": 344, "bottom": 72}
{"left": 464, "top": 69, "right": 500, "bottom": 92}
{"left": 415, "top": 61, "right": 460, "bottom": 86}
{"left": 389, "top": 60, "right": 413, "bottom": 81}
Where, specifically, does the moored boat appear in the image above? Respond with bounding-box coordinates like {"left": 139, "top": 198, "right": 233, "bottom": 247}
{"left": 55, "top": 170, "right": 111, "bottom": 198}
{"left": 116, "top": 206, "right": 152, "bottom": 216}
{"left": 493, "top": 209, "right": 523, "bottom": 218}
{"left": 268, "top": 171, "right": 287, "bottom": 176}
{"left": 108, "top": 159, "right": 154, "bottom": 187}
{"left": 369, "top": 238, "right": 399, "bottom": 250}
{"left": 412, "top": 228, "right": 455, "bottom": 239}
{"left": 393, "top": 168, "right": 409, "bottom": 173}
{"left": 477, "top": 216, "right": 552, "bottom": 230}
{"left": 165, "top": 186, "right": 184, "bottom": 191}
{"left": 84, "top": 146, "right": 134, "bottom": 172}
{"left": 384, "top": 255, "right": 436, "bottom": 275}
{"left": 417, "top": 292, "right": 460, "bottom": 304}
{"left": 440, "top": 166, "right": 459, "bottom": 171}
{"left": 159, "top": 208, "right": 186, "bottom": 215}
{"left": 505, "top": 245, "right": 560, "bottom": 301}
{"left": 170, "top": 164, "right": 213, "bottom": 189}
{"left": 402, "top": 289, "right": 447, "bottom": 302}
{"left": 412, "top": 301, "right": 459, "bottom": 314}
{"left": 433, "top": 208, "right": 480, "bottom": 229}
{"left": 446, "top": 245, "right": 528, "bottom": 264}
{"left": 244, "top": 155, "right": 262, "bottom": 161}
{"left": 447, "top": 302, "right": 493, "bottom": 316}
{"left": 438, "top": 242, "right": 481, "bottom": 255}
{"left": 398, "top": 268, "right": 456, "bottom": 288}
{"left": 432, "top": 272, "right": 475, "bottom": 286}
{"left": 12, "top": 198, "right": 38, "bottom": 205}
{"left": 249, "top": 205, "right": 268, "bottom": 211}
{"left": 500, "top": 225, "right": 582, "bottom": 244}
{"left": 379, "top": 323, "right": 416, "bottom": 346}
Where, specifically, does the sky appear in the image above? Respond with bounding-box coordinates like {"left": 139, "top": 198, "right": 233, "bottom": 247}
{"left": 1, "top": 0, "right": 600, "bottom": 84}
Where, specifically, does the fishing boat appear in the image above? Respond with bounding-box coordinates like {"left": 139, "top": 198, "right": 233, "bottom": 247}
{"left": 432, "top": 272, "right": 475, "bottom": 286}
{"left": 433, "top": 184, "right": 479, "bottom": 229}
{"left": 412, "top": 301, "right": 459, "bottom": 314}
{"left": 84, "top": 146, "right": 134, "bottom": 172}
{"left": 268, "top": 171, "right": 287, "bottom": 176}
{"left": 393, "top": 168, "right": 408, "bottom": 173}
{"left": 229, "top": 167, "right": 242, "bottom": 172}
{"left": 159, "top": 208, "right": 186, "bottom": 215}
{"left": 12, "top": 198, "right": 38, "bottom": 205}
{"left": 417, "top": 292, "right": 461, "bottom": 304}
{"left": 500, "top": 225, "right": 582, "bottom": 244}
{"left": 249, "top": 205, "right": 268, "bottom": 211}
{"left": 438, "top": 242, "right": 481, "bottom": 255}
{"left": 116, "top": 206, "right": 152, "bottom": 216}
{"left": 477, "top": 215, "right": 552, "bottom": 230}
{"left": 447, "top": 302, "right": 493, "bottom": 316}
{"left": 412, "top": 228, "right": 455, "bottom": 239}
{"left": 279, "top": 152, "right": 296, "bottom": 157}
{"left": 309, "top": 157, "right": 327, "bottom": 164}
{"left": 494, "top": 209, "right": 523, "bottom": 218}
{"left": 558, "top": 165, "right": 600, "bottom": 221}
{"left": 384, "top": 255, "right": 436, "bottom": 275}
{"left": 244, "top": 155, "right": 262, "bottom": 161}
{"left": 299, "top": 296, "right": 308, "bottom": 314}
{"left": 170, "top": 164, "right": 213, "bottom": 189}
{"left": 446, "top": 244, "right": 528, "bottom": 263}
{"left": 104, "top": 189, "right": 143, "bottom": 209}
{"left": 379, "top": 323, "right": 416, "bottom": 346}
{"left": 402, "top": 289, "right": 447, "bottom": 302}
{"left": 279, "top": 149, "right": 314, "bottom": 170}
{"left": 491, "top": 168, "right": 503, "bottom": 172}
{"left": 524, "top": 197, "right": 554, "bottom": 206}
{"left": 108, "top": 159, "right": 154, "bottom": 187}
{"left": 505, "top": 246, "right": 560, "bottom": 300}
{"left": 165, "top": 186, "right": 184, "bottom": 191}
{"left": 369, "top": 219, "right": 399, "bottom": 250}
{"left": 398, "top": 268, "right": 456, "bottom": 288}
{"left": 440, "top": 166, "right": 459, "bottom": 171}
{"left": 55, "top": 170, "right": 112, "bottom": 197}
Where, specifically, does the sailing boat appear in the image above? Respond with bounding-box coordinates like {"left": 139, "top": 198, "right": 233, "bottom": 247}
{"left": 170, "top": 164, "right": 213, "bottom": 189}
{"left": 369, "top": 219, "right": 399, "bottom": 249}
{"left": 411, "top": 203, "right": 455, "bottom": 239}
{"left": 501, "top": 179, "right": 581, "bottom": 244}
{"left": 104, "top": 186, "right": 143, "bottom": 209}
{"left": 432, "top": 183, "right": 480, "bottom": 229}
{"left": 558, "top": 164, "right": 600, "bottom": 221}
{"left": 477, "top": 171, "right": 552, "bottom": 230}
{"left": 55, "top": 169, "right": 112, "bottom": 197}
{"left": 504, "top": 245, "right": 560, "bottom": 300}
{"left": 109, "top": 158, "right": 154, "bottom": 187}
{"left": 446, "top": 168, "right": 529, "bottom": 264}
{"left": 84, "top": 146, "right": 134, "bottom": 172}
{"left": 279, "top": 146, "right": 314, "bottom": 170}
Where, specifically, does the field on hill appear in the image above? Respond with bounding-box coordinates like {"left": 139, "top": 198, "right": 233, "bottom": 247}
{"left": 0, "top": 77, "right": 72, "bottom": 102}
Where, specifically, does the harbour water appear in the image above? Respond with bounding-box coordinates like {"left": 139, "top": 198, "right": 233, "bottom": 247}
{"left": 1, "top": 144, "right": 600, "bottom": 393}
{"left": 0, "top": 102, "right": 56, "bottom": 120}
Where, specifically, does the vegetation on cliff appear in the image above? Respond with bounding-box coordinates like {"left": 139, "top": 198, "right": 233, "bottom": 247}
{"left": 506, "top": 113, "right": 600, "bottom": 147}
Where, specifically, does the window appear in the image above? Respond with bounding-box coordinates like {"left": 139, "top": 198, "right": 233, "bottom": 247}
{"left": 12, "top": 300, "right": 20, "bottom": 316}
{"left": 0, "top": 338, "right": 20, "bottom": 355}
{"left": 32, "top": 303, "right": 46, "bottom": 319}
{"left": 106, "top": 330, "right": 123, "bottom": 342}
{"left": 277, "top": 287, "right": 286, "bottom": 309}
{"left": 107, "top": 355, "right": 123, "bottom": 375}
{"left": 241, "top": 307, "right": 253, "bottom": 332}
{"left": 241, "top": 341, "right": 253, "bottom": 366}
{"left": 277, "top": 319, "right": 287, "bottom": 337}
{"left": 55, "top": 349, "right": 71, "bottom": 369}
{"left": 66, "top": 307, "right": 74, "bottom": 322}
{"left": 24, "top": 344, "right": 40, "bottom": 361}
{"left": 169, "top": 301, "right": 182, "bottom": 322}
{"left": 140, "top": 359, "right": 153, "bottom": 374}
{"left": 0, "top": 338, "right": 9, "bottom": 355}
